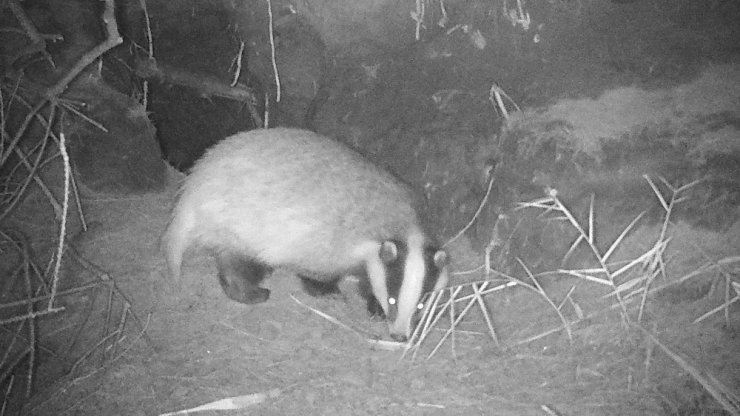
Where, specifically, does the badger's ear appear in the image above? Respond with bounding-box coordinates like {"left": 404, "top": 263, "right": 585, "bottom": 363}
{"left": 433, "top": 250, "right": 447, "bottom": 268}
{"left": 379, "top": 241, "right": 398, "bottom": 264}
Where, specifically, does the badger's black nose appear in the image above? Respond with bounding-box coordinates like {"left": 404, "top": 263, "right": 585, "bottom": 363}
{"left": 390, "top": 333, "right": 407, "bottom": 342}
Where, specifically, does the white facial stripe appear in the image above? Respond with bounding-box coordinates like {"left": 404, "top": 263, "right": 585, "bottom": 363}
{"left": 364, "top": 243, "right": 390, "bottom": 316}
{"left": 389, "top": 232, "right": 426, "bottom": 338}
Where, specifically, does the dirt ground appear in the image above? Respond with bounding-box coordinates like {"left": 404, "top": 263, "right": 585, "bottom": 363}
{"left": 3, "top": 0, "right": 740, "bottom": 415}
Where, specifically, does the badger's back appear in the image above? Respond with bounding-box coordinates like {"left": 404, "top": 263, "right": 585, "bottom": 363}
{"left": 163, "top": 128, "right": 424, "bottom": 280}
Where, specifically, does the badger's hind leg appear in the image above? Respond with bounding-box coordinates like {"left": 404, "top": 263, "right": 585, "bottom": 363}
{"left": 216, "top": 251, "right": 271, "bottom": 304}
{"left": 299, "top": 276, "right": 342, "bottom": 297}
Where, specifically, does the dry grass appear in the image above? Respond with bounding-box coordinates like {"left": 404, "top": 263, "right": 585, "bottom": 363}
{"left": 396, "top": 175, "right": 739, "bottom": 414}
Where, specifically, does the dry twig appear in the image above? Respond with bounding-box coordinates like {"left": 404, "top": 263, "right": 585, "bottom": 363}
{"left": 635, "top": 324, "right": 740, "bottom": 416}
{"left": 0, "top": 2, "right": 151, "bottom": 410}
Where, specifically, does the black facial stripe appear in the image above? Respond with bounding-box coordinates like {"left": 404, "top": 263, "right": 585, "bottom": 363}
{"left": 422, "top": 246, "right": 443, "bottom": 295}
{"left": 383, "top": 239, "right": 407, "bottom": 302}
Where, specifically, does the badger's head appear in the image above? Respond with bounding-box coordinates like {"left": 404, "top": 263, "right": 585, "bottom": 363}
{"left": 367, "top": 232, "right": 449, "bottom": 342}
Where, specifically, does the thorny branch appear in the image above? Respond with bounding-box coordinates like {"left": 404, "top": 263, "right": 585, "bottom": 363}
{"left": 135, "top": 58, "right": 263, "bottom": 127}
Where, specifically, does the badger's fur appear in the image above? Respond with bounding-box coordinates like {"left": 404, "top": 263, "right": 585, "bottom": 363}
{"left": 162, "top": 127, "right": 448, "bottom": 341}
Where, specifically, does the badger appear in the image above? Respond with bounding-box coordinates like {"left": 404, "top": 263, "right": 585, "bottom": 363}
{"left": 162, "top": 127, "right": 448, "bottom": 342}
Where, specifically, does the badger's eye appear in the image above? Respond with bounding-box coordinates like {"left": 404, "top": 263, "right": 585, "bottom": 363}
{"left": 417, "top": 302, "right": 424, "bottom": 310}
{"left": 388, "top": 297, "right": 396, "bottom": 305}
